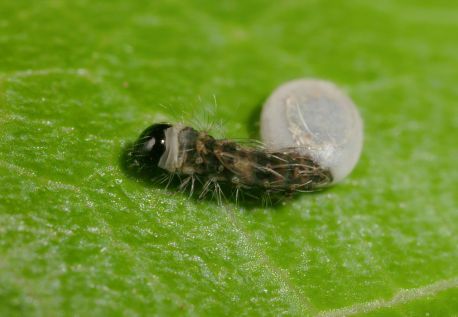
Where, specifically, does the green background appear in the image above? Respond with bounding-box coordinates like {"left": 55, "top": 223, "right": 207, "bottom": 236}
{"left": 1, "top": 0, "right": 457, "bottom": 316}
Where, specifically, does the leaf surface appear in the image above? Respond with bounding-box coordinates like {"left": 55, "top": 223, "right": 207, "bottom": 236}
{"left": 1, "top": 1, "right": 457, "bottom": 316}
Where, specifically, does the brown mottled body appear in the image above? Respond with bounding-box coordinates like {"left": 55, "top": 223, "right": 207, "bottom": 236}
{"left": 176, "top": 127, "right": 332, "bottom": 193}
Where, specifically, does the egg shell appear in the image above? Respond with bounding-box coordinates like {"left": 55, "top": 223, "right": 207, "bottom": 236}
{"left": 260, "top": 79, "right": 363, "bottom": 184}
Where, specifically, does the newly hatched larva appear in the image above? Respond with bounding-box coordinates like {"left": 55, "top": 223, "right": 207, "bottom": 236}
{"left": 130, "top": 79, "right": 363, "bottom": 202}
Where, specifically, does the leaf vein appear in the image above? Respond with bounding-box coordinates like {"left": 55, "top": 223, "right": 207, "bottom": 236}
{"left": 317, "top": 277, "right": 458, "bottom": 317}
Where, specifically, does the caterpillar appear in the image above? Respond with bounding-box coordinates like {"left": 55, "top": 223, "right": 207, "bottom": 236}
{"left": 129, "top": 79, "right": 363, "bottom": 204}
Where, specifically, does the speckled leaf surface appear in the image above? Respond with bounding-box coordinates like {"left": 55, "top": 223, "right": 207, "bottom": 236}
{"left": 0, "top": 1, "right": 457, "bottom": 316}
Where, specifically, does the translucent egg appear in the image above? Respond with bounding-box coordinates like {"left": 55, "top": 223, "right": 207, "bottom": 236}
{"left": 260, "top": 79, "right": 363, "bottom": 184}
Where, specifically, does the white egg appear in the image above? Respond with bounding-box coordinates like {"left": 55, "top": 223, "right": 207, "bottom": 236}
{"left": 260, "top": 79, "right": 363, "bottom": 184}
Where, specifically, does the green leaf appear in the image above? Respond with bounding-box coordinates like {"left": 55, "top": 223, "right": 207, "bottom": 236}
{"left": 1, "top": 1, "right": 457, "bottom": 316}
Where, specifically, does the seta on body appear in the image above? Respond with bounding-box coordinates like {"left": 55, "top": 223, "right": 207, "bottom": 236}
{"left": 131, "top": 79, "right": 363, "bottom": 196}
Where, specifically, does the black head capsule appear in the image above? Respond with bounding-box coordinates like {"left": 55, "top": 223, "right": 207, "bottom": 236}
{"left": 132, "top": 123, "right": 172, "bottom": 168}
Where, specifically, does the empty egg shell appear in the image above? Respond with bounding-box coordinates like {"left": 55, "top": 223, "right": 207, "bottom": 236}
{"left": 260, "top": 79, "right": 363, "bottom": 184}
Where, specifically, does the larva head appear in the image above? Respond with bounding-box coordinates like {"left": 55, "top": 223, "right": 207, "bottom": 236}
{"left": 132, "top": 123, "right": 172, "bottom": 167}
{"left": 261, "top": 79, "right": 363, "bottom": 184}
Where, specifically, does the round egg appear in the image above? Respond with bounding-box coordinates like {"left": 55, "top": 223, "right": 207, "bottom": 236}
{"left": 260, "top": 79, "right": 363, "bottom": 184}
